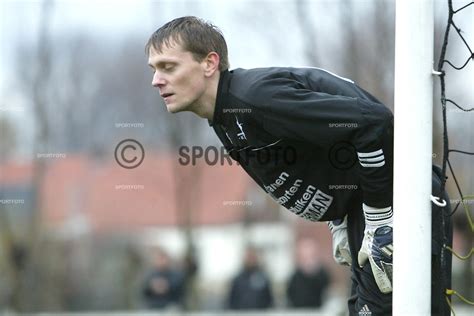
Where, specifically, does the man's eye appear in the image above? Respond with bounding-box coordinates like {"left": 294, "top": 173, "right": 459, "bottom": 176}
{"left": 164, "top": 65, "right": 175, "bottom": 72}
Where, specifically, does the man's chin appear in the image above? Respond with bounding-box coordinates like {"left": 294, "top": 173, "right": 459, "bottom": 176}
{"left": 165, "top": 103, "right": 181, "bottom": 113}
{"left": 166, "top": 101, "right": 191, "bottom": 114}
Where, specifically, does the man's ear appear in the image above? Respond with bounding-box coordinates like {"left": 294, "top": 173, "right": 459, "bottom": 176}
{"left": 203, "top": 52, "right": 220, "bottom": 77}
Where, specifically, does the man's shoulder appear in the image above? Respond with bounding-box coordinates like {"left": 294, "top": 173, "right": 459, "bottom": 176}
{"left": 229, "top": 66, "right": 306, "bottom": 87}
{"left": 227, "top": 67, "right": 301, "bottom": 108}
{"left": 229, "top": 66, "right": 350, "bottom": 86}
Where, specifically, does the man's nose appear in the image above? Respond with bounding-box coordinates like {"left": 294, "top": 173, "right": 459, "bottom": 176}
{"left": 152, "top": 71, "right": 166, "bottom": 88}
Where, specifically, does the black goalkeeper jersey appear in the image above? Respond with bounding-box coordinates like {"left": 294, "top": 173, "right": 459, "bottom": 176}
{"left": 209, "top": 67, "right": 393, "bottom": 221}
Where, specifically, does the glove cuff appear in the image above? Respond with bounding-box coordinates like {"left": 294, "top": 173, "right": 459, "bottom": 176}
{"left": 327, "top": 215, "right": 347, "bottom": 232}
{"left": 363, "top": 203, "right": 393, "bottom": 228}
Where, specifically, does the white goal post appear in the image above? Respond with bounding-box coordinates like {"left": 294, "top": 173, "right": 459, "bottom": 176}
{"left": 393, "top": 0, "right": 434, "bottom": 315}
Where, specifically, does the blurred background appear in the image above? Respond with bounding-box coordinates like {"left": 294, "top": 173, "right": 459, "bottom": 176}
{"left": 0, "top": 0, "right": 472, "bottom": 314}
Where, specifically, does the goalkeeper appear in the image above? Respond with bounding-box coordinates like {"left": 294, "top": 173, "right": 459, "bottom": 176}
{"left": 144, "top": 16, "right": 452, "bottom": 315}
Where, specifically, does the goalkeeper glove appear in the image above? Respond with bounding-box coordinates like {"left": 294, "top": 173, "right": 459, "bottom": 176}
{"left": 357, "top": 204, "right": 393, "bottom": 294}
{"left": 328, "top": 215, "right": 352, "bottom": 266}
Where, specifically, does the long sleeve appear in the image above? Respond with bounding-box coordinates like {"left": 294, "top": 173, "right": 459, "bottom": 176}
{"left": 247, "top": 73, "right": 393, "bottom": 208}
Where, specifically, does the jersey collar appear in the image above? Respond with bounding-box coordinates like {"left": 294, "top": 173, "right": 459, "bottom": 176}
{"left": 208, "top": 69, "right": 231, "bottom": 127}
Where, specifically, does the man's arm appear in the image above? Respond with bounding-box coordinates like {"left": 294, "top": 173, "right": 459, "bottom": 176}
{"left": 247, "top": 72, "right": 393, "bottom": 293}
{"left": 249, "top": 74, "right": 393, "bottom": 208}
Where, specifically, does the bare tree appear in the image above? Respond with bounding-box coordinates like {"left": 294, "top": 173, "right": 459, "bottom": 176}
{"left": 295, "top": 0, "right": 319, "bottom": 64}
{"left": 21, "top": 0, "right": 54, "bottom": 310}
{"left": 340, "top": 0, "right": 394, "bottom": 108}
{"left": 0, "top": 116, "right": 17, "bottom": 163}
{"left": 0, "top": 0, "right": 57, "bottom": 311}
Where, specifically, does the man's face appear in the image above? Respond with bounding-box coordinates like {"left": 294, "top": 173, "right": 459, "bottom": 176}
{"left": 148, "top": 41, "right": 207, "bottom": 113}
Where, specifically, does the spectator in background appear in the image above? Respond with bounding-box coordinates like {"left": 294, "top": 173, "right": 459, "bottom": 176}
{"left": 287, "top": 238, "right": 331, "bottom": 308}
{"left": 142, "top": 247, "right": 185, "bottom": 309}
{"left": 227, "top": 247, "right": 273, "bottom": 310}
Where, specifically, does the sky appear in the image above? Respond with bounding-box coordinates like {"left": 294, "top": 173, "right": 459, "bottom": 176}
{"left": 0, "top": 0, "right": 312, "bottom": 87}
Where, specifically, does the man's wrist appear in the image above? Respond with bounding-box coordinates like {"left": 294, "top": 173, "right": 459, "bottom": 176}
{"left": 362, "top": 203, "right": 393, "bottom": 229}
